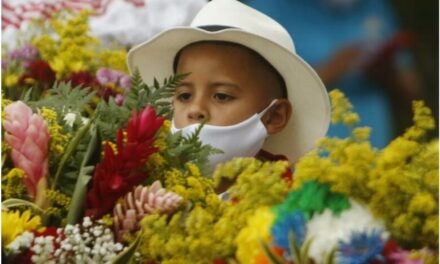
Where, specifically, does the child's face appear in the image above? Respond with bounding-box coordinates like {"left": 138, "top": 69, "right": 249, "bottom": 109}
{"left": 173, "top": 42, "right": 281, "bottom": 128}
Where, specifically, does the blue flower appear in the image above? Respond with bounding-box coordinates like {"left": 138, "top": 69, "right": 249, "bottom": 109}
{"left": 337, "top": 230, "right": 385, "bottom": 264}
{"left": 271, "top": 210, "right": 306, "bottom": 250}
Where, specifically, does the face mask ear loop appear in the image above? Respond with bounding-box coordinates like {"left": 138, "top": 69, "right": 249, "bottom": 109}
{"left": 258, "top": 99, "right": 278, "bottom": 118}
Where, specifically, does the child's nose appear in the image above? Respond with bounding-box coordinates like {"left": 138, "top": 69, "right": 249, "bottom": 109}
{"left": 187, "top": 101, "right": 209, "bottom": 122}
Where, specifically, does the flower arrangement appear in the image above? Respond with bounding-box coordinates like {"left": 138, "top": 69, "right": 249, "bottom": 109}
{"left": 234, "top": 91, "right": 438, "bottom": 264}
{"left": 2, "top": 12, "right": 438, "bottom": 264}
{"left": 2, "top": 11, "right": 129, "bottom": 102}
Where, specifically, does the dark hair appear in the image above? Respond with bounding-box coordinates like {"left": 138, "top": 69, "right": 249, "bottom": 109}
{"left": 172, "top": 41, "right": 288, "bottom": 98}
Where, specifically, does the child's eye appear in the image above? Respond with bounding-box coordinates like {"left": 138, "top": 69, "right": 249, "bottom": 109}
{"left": 213, "top": 93, "right": 234, "bottom": 102}
{"left": 176, "top": 92, "right": 192, "bottom": 102}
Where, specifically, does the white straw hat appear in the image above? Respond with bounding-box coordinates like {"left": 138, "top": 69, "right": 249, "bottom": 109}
{"left": 127, "top": 0, "right": 331, "bottom": 162}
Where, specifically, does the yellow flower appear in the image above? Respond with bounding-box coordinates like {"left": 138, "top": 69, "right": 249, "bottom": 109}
{"left": 352, "top": 127, "right": 371, "bottom": 141}
{"left": 103, "top": 140, "right": 118, "bottom": 156}
{"left": 99, "top": 214, "right": 114, "bottom": 227}
{"left": 236, "top": 206, "right": 274, "bottom": 264}
{"left": 329, "top": 89, "right": 360, "bottom": 127}
{"left": 294, "top": 91, "right": 438, "bottom": 249}
{"left": 32, "top": 35, "right": 57, "bottom": 60}
{"left": 2, "top": 210, "right": 42, "bottom": 246}
{"left": 343, "top": 112, "right": 360, "bottom": 127}
{"left": 45, "top": 189, "right": 71, "bottom": 210}
{"left": 99, "top": 50, "right": 128, "bottom": 73}
{"left": 2, "top": 168, "right": 27, "bottom": 200}
{"left": 40, "top": 108, "right": 71, "bottom": 163}
{"left": 4, "top": 74, "right": 19, "bottom": 87}
{"left": 409, "top": 192, "right": 436, "bottom": 215}
{"left": 48, "top": 57, "right": 66, "bottom": 77}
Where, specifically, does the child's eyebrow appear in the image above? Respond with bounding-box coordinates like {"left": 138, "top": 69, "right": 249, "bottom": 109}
{"left": 176, "top": 81, "right": 241, "bottom": 90}
{"left": 176, "top": 81, "right": 192, "bottom": 88}
{"left": 209, "top": 82, "right": 241, "bottom": 90}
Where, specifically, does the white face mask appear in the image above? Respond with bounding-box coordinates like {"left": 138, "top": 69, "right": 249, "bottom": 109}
{"left": 171, "top": 100, "right": 278, "bottom": 172}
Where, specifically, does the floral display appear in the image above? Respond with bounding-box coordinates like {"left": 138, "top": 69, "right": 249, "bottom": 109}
{"left": 234, "top": 91, "right": 438, "bottom": 264}
{"left": 2, "top": 11, "right": 438, "bottom": 264}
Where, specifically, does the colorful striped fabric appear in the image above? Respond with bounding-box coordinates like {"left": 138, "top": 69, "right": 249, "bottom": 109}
{"left": 2, "top": 0, "right": 145, "bottom": 29}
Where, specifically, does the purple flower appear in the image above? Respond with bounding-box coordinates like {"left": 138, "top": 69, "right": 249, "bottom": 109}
{"left": 2, "top": 60, "right": 9, "bottom": 70}
{"left": 119, "top": 74, "right": 132, "bottom": 90}
{"left": 115, "top": 94, "right": 124, "bottom": 106}
{"left": 96, "top": 68, "right": 120, "bottom": 85}
{"left": 337, "top": 230, "right": 385, "bottom": 264}
{"left": 9, "top": 44, "right": 38, "bottom": 61}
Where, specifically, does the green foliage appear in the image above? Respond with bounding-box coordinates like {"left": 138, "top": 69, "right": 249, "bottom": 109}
{"left": 29, "top": 81, "right": 95, "bottom": 115}
{"left": 124, "top": 68, "right": 189, "bottom": 118}
{"left": 162, "top": 124, "right": 223, "bottom": 175}
{"left": 95, "top": 68, "right": 188, "bottom": 141}
{"left": 95, "top": 97, "right": 131, "bottom": 141}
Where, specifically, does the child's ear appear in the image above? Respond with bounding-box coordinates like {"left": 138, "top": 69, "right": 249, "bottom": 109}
{"left": 263, "top": 99, "right": 292, "bottom": 135}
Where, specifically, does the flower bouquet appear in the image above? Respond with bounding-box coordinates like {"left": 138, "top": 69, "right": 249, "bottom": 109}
{"left": 234, "top": 91, "right": 438, "bottom": 264}
{"left": 2, "top": 12, "right": 438, "bottom": 264}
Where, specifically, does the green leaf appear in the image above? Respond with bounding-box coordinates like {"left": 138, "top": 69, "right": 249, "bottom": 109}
{"left": 2, "top": 198, "right": 44, "bottom": 213}
{"left": 289, "top": 231, "right": 302, "bottom": 264}
{"left": 300, "top": 237, "right": 314, "bottom": 264}
{"left": 325, "top": 247, "right": 337, "bottom": 264}
{"left": 66, "top": 127, "right": 99, "bottom": 224}
{"left": 51, "top": 115, "right": 95, "bottom": 189}
{"left": 21, "top": 88, "right": 33, "bottom": 103}
{"left": 112, "top": 232, "right": 141, "bottom": 264}
{"left": 29, "top": 81, "right": 95, "bottom": 115}
{"left": 122, "top": 68, "right": 189, "bottom": 119}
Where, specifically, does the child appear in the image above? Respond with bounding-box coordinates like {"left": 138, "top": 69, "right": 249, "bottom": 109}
{"left": 127, "top": 0, "right": 331, "bottom": 172}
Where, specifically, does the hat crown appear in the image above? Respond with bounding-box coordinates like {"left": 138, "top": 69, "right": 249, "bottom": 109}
{"left": 190, "top": 0, "right": 296, "bottom": 53}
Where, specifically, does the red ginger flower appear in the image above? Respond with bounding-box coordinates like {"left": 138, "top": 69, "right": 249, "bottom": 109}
{"left": 3, "top": 101, "right": 49, "bottom": 198}
{"left": 85, "top": 106, "right": 165, "bottom": 218}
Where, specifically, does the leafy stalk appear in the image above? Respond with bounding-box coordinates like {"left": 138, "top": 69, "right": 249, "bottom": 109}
{"left": 260, "top": 240, "right": 285, "bottom": 264}
{"left": 112, "top": 231, "right": 141, "bottom": 264}
{"left": 162, "top": 123, "right": 222, "bottom": 175}
{"left": 51, "top": 115, "right": 96, "bottom": 190}
{"left": 2, "top": 198, "right": 44, "bottom": 214}
{"left": 66, "top": 126, "right": 98, "bottom": 224}
{"left": 289, "top": 231, "right": 302, "bottom": 264}
{"left": 29, "top": 81, "right": 95, "bottom": 115}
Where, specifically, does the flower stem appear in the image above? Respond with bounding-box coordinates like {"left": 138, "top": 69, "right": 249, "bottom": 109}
{"left": 50, "top": 114, "right": 96, "bottom": 190}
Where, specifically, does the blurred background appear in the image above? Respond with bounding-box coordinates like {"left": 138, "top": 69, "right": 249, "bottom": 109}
{"left": 242, "top": 0, "right": 439, "bottom": 147}
{"left": 391, "top": 0, "right": 439, "bottom": 137}
{"left": 2, "top": 0, "right": 438, "bottom": 145}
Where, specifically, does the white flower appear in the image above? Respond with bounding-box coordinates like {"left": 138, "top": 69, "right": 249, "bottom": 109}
{"left": 305, "top": 199, "right": 386, "bottom": 264}
{"left": 63, "top": 112, "right": 77, "bottom": 127}
{"left": 7, "top": 231, "right": 34, "bottom": 253}
{"left": 83, "top": 216, "right": 92, "bottom": 227}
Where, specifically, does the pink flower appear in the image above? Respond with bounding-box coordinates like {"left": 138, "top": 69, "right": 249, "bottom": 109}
{"left": 115, "top": 94, "right": 124, "bottom": 106}
{"left": 96, "top": 68, "right": 122, "bottom": 85}
{"left": 118, "top": 75, "right": 131, "bottom": 90}
{"left": 10, "top": 44, "right": 39, "bottom": 61}
{"left": 388, "top": 249, "right": 433, "bottom": 264}
{"left": 3, "top": 101, "right": 49, "bottom": 198}
{"left": 113, "top": 181, "right": 182, "bottom": 241}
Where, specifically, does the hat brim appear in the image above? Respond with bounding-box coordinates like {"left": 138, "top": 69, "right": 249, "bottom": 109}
{"left": 127, "top": 27, "right": 330, "bottom": 163}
